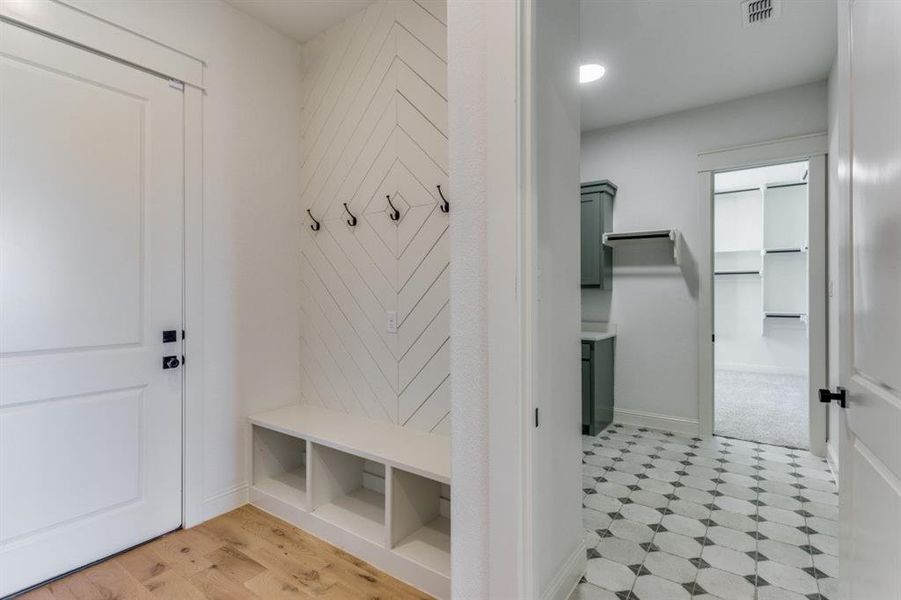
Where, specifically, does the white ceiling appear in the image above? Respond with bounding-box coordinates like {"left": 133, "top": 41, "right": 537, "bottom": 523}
{"left": 224, "top": 0, "right": 374, "bottom": 43}
{"left": 580, "top": 0, "right": 837, "bottom": 131}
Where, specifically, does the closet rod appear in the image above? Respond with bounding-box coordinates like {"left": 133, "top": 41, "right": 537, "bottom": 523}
{"left": 714, "top": 270, "right": 760, "bottom": 275}
{"left": 764, "top": 312, "right": 805, "bottom": 319}
{"left": 763, "top": 247, "right": 806, "bottom": 254}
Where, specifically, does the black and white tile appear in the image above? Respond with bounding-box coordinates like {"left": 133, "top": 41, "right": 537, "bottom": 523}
{"left": 572, "top": 424, "right": 838, "bottom": 600}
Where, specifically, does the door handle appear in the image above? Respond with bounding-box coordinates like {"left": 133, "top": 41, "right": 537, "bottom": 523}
{"left": 818, "top": 386, "right": 847, "bottom": 408}
{"left": 162, "top": 355, "right": 181, "bottom": 370}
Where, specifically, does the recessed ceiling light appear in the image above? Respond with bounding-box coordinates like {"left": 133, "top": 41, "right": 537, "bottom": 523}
{"left": 579, "top": 64, "right": 606, "bottom": 84}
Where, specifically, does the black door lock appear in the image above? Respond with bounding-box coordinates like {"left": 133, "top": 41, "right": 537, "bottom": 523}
{"left": 162, "top": 355, "right": 181, "bottom": 370}
{"left": 162, "top": 330, "right": 178, "bottom": 343}
{"left": 818, "top": 386, "right": 847, "bottom": 408}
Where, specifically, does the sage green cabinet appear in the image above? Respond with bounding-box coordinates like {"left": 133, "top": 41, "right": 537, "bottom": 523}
{"left": 582, "top": 338, "right": 614, "bottom": 436}
{"left": 580, "top": 180, "right": 617, "bottom": 289}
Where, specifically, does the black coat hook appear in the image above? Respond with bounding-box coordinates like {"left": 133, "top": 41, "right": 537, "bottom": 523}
{"left": 387, "top": 194, "right": 400, "bottom": 221}
{"left": 436, "top": 185, "right": 449, "bottom": 213}
{"left": 343, "top": 202, "right": 357, "bottom": 227}
{"left": 307, "top": 209, "right": 320, "bottom": 231}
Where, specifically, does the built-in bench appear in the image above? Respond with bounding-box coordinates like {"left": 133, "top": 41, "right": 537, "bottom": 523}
{"left": 248, "top": 404, "right": 451, "bottom": 599}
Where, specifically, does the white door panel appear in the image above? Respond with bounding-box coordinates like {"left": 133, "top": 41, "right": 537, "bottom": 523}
{"left": 0, "top": 49, "right": 144, "bottom": 354}
{"left": 0, "top": 347, "right": 163, "bottom": 406}
{"left": 839, "top": 1, "right": 901, "bottom": 599}
{"left": 0, "top": 389, "right": 144, "bottom": 542}
{"left": 0, "top": 22, "right": 183, "bottom": 595}
{"left": 848, "top": 1, "right": 901, "bottom": 393}
{"left": 843, "top": 435, "right": 901, "bottom": 599}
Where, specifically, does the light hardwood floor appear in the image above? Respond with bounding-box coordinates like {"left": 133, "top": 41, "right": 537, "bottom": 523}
{"left": 18, "top": 505, "right": 433, "bottom": 600}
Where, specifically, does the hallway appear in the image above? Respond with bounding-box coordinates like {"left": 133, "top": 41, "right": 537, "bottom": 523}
{"left": 574, "top": 424, "right": 838, "bottom": 600}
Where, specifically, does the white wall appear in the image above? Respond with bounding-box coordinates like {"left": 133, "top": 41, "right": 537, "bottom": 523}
{"left": 448, "top": 1, "right": 583, "bottom": 596}
{"left": 65, "top": 0, "right": 304, "bottom": 518}
{"left": 581, "top": 82, "right": 828, "bottom": 429}
{"left": 532, "top": 0, "right": 583, "bottom": 596}
{"left": 294, "top": 0, "right": 450, "bottom": 435}
{"left": 448, "top": 1, "right": 520, "bottom": 597}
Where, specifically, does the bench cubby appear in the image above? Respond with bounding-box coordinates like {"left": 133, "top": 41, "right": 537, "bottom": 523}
{"left": 310, "top": 444, "right": 385, "bottom": 544}
{"left": 251, "top": 425, "right": 307, "bottom": 509}
{"left": 390, "top": 468, "right": 451, "bottom": 577}
{"left": 248, "top": 404, "right": 451, "bottom": 599}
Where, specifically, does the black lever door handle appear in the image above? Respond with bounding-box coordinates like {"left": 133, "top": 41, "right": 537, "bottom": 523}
{"left": 162, "top": 355, "right": 181, "bottom": 370}
{"left": 818, "top": 386, "right": 847, "bottom": 408}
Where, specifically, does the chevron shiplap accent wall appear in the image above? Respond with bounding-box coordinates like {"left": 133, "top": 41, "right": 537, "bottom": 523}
{"left": 297, "top": 0, "right": 449, "bottom": 435}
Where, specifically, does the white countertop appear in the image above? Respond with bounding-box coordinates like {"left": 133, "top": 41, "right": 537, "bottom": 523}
{"left": 581, "top": 322, "right": 616, "bottom": 342}
{"left": 581, "top": 331, "right": 616, "bottom": 342}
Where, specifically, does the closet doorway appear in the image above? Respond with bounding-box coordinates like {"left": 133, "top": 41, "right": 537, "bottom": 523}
{"left": 698, "top": 136, "right": 828, "bottom": 455}
{"left": 713, "top": 161, "right": 812, "bottom": 448}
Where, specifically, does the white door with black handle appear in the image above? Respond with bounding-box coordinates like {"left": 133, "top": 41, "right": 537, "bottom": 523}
{"left": 828, "top": 2, "right": 901, "bottom": 598}
{"left": 0, "top": 22, "right": 184, "bottom": 595}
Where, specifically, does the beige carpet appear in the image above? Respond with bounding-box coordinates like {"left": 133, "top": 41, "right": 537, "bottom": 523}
{"left": 714, "top": 369, "right": 809, "bottom": 449}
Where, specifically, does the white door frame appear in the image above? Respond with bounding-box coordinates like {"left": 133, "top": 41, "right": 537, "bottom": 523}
{"left": 696, "top": 132, "right": 829, "bottom": 456}
{"left": 0, "top": 1, "right": 207, "bottom": 527}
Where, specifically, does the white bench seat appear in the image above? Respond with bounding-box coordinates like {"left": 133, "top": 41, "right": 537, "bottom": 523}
{"left": 247, "top": 403, "right": 451, "bottom": 599}
{"left": 249, "top": 403, "right": 450, "bottom": 484}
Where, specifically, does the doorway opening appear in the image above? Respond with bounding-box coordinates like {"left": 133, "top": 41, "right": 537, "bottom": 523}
{"left": 713, "top": 161, "right": 811, "bottom": 448}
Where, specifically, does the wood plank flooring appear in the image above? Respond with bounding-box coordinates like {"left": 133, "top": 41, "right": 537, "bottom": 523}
{"left": 19, "top": 505, "right": 433, "bottom": 600}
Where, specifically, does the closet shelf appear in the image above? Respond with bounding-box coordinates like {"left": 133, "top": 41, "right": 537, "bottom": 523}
{"left": 715, "top": 248, "right": 761, "bottom": 254}
{"left": 603, "top": 229, "right": 682, "bottom": 265}
{"left": 603, "top": 229, "right": 673, "bottom": 243}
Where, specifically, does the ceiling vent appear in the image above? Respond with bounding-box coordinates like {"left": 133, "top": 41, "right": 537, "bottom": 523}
{"left": 741, "top": 0, "right": 781, "bottom": 27}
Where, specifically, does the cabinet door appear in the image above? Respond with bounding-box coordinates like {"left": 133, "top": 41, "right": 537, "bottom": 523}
{"left": 600, "top": 193, "right": 613, "bottom": 290}
{"left": 581, "top": 192, "right": 601, "bottom": 286}
{"left": 594, "top": 338, "right": 615, "bottom": 429}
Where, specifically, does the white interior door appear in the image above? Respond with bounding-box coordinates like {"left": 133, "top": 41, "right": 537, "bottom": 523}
{"left": 0, "top": 22, "right": 184, "bottom": 595}
{"left": 835, "top": 2, "right": 901, "bottom": 598}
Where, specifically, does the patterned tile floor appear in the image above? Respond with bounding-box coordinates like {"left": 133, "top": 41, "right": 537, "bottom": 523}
{"left": 572, "top": 423, "right": 839, "bottom": 600}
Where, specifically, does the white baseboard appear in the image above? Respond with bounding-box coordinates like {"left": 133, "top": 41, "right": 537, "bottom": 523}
{"left": 716, "top": 362, "right": 807, "bottom": 377}
{"left": 202, "top": 482, "right": 249, "bottom": 521}
{"left": 614, "top": 408, "right": 700, "bottom": 436}
{"left": 540, "top": 541, "right": 586, "bottom": 600}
